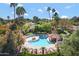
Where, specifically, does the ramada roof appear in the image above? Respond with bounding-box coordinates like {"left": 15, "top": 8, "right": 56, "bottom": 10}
{"left": 48, "top": 34, "right": 60, "bottom": 40}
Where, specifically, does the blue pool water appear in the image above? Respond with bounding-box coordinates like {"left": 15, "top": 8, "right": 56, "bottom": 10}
{"left": 28, "top": 34, "right": 53, "bottom": 47}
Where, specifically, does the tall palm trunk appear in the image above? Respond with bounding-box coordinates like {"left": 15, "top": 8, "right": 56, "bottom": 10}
{"left": 14, "top": 7, "right": 16, "bottom": 19}
{"left": 42, "top": 49, "right": 44, "bottom": 54}
{"left": 49, "top": 12, "right": 51, "bottom": 20}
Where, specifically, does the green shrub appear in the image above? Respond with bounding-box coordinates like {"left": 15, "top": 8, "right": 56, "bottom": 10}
{"left": 9, "top": 24, "right": 17, "bottom": 30}
{"left": 18, "top": 51, "right": 59, "bottom": 56}
{"left": 57, "top": 28, "right": 66, "bottom": 34}
{"left": 60, "top": 30, "right": 79, "bottom": 56}
{"left": 22, "top": 24, "right": 30, "bottom": 34}
{"left": 0, "top": 30, "right": 6, "bottom": 34}
{"left": 34, "top": 22, "right": 52, "bottom": 33}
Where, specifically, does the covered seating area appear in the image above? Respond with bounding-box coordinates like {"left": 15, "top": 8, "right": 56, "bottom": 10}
{"left": 48, "top": 34, "right": 61, "bottom": 43}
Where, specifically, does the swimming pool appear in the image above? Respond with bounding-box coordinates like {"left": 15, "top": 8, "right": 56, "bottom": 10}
{"left": 27, "top": 34, "right": 54, "bottom": 47}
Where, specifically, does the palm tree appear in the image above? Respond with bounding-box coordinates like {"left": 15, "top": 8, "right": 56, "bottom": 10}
{"left": 52, "top": 8, "right": 56, "bottom": 20}
{"left": 10, "top": 3, "right": 18, "bottom": 19}
{"left": 16, "top": 6, "right": 26, "bottom": 18}
{"left": 53, "top": 12, "right": 59, "bottom": 21}
{"left": 52, "top": 8, "right": 56, "bottom": 13}
{"left": 7, "top": 16, "right": 10, "bottom": 20}
{"left": 52, "top": 10, "right": 60, "bottom": 33}
{"left": 33, "top": 16, "right": 39, "bottom": 23}
{"left": 47, "top": 7, "right": 51, "bottom": 20}
{"left": 41, "top": 47, "right": 45, "bottom": 54}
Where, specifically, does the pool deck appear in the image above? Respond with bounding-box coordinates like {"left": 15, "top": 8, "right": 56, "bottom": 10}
{"left": 15, "top": 30, "right": 59, "bottom": 54}
{"left": 22, "top": 35, "right": 57, "bottom": 54}
{"left": 23, "top": 43, "right": 57, "bottom": 54}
